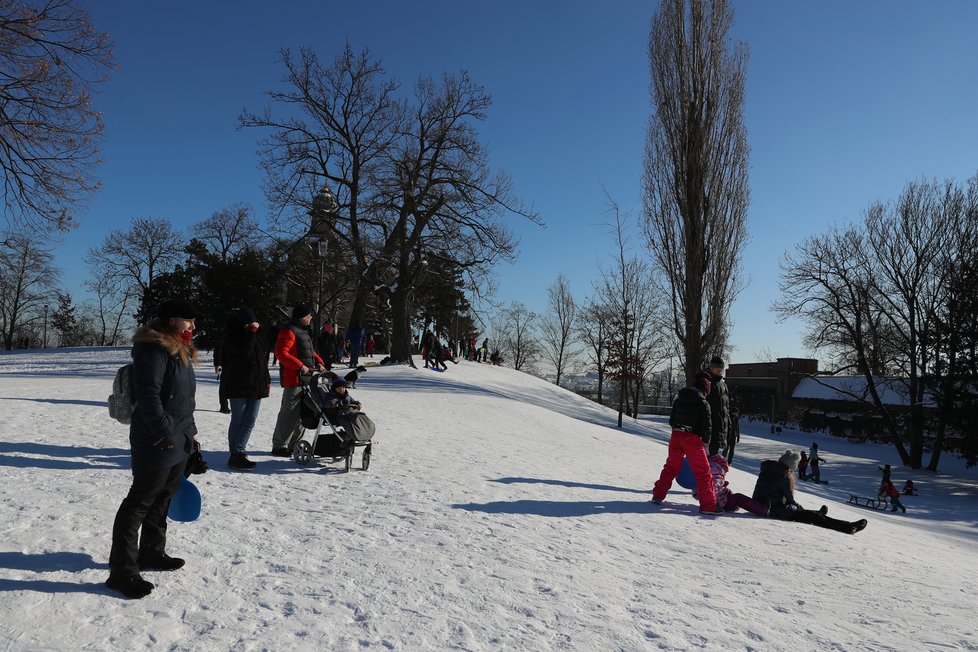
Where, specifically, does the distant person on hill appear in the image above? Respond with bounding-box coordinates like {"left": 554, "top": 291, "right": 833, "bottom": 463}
{"left": 903, "top": 479, "right": 918, "bottom": 496}
{"left": 808, "top": 442, "right": 823, "bottom": 483}
{"left": 317, "top": 322, "right": 337, "bottom": 370}
{"left": 881, "top": 480, "right": 907, "bottom": 513}
{"left": 107, "top": 299, "right": 200, "bottom": 599}
{"left": 347, "top": 321, "right": 365, "bottom": 368}
{"left": 481, "top": 338, "right": 490, "bottom": 362}
{"left": 650, "top": 372, "right": 721, "bottom": 514}
{"left": 798, "top": 451, "right": 810, "bottom": 481}
{"left": 878, "top": 464, "right": 892, "bottom": 493}
{"left": 751, "top": 450, "right": 868, "bottom": 535}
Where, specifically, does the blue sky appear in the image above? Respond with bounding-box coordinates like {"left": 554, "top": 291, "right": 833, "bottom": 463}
{"left": 49, "top": 0, "right": 978, "bottom": 365}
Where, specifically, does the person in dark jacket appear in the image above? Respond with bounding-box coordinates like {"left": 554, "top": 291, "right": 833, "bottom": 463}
{"left": 107, "top": 299, "right": 200, "bottom": 599}
{"left": 347, "top": 321, "right": 365, "bottom": 368}
{"left": 705, "top": 356, "right": 730, "bottom": 457}
{"left": 317, "top": 322, "right": 338, "bottom": 370}
{"left": 270, "top": 304, "right": 325, "bottom": 456}
{"left": 651, "top": 372, "right": 721, "bottom": 513}
{"left": 751, "top": 450, "right": 868, "bottom": 534}
{"left": 222, "top": 307, "right": 271, "bottom": 470}
{"left": 724, "top": 406, "right": 741, "bottom": 464}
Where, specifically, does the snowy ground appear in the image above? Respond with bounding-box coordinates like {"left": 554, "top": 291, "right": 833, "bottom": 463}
{"left": 1, "top": 347, "right": 976, "bottom": 651}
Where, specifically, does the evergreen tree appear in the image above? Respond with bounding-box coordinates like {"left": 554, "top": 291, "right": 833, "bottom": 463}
{"left": 51, "top": 292, "right": 77, "bottom": 347}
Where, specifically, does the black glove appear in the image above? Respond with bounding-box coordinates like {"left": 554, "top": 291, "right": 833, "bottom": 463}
{"left": 185, "top": 450, "right": 209, "bottom": 477}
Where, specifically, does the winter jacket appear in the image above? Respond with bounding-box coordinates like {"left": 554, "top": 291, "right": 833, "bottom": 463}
{"left": 706, "top": 372, "right": 730, "bottom": 448}
{"left": 883, "top": 484, "right": 901, "bottom": 498}
{"left": 709, "top": 455, "right": 732, "bottom": 510}
{"left": 221, "top": 325, "right": 271, "bottom": 400}
{"left": 669, "top": 387, "right": 713, "bottom": 444}
{"left": 318, "top": 327, "right": 337, "bottom": 361}
{"left": 751, "top": 460, "right": 801, "bottom": 519}
{"left": 324, "top": 388, "right": 360, "bottom": 409}
{"left": 129, "top": 324, "right": 197, "bottom": 473}
{"left": 275, "top": 321, "right": 324, "bottom": 388}
{"left": 347, "top": 326, "right": 365, "bottom": 347}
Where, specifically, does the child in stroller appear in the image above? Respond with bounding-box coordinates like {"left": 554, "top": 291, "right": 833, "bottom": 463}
{"left": 294, "top": 374, "right": 375, "bottom": 470}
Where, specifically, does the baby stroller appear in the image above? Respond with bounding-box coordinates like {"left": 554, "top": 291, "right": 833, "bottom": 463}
{"left": 294, "top": 372, "right": 375, "bottom": 471}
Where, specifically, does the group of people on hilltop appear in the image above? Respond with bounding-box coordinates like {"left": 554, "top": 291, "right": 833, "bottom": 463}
{"left": 314, "top": 320, "right": 373, "bottom": 371}
{"left": 650, "top": 356, "right": 868, "bottom": 535}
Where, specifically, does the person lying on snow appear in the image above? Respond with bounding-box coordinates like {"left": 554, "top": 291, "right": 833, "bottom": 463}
{"left": 752, "top": 450, "right": 868, "bottom": 535}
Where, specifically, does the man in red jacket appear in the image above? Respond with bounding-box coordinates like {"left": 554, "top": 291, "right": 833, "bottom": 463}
{"left": 270, "top": 304, "right": 324, "bottom": 456}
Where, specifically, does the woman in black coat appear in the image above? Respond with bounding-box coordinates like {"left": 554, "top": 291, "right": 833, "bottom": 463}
{"left": 222, "top": 307, "right": 271, "bottom": 469}
{"left": 752, "top": 451, "right": 868, "bottom": 534}
{"left": 107, "top": 299, "right": 199, "bottom": 599}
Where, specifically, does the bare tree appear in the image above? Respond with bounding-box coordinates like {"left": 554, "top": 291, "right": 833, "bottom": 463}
{"left": 85, "top": 217, "right": 185, "bottom": 297}
{"left": 597, "top": 200, "right": 671, "bottom": 426}
{"left": 83, "top": 272, "right": 133, "bottom": 345}
{"left": 577, "top": 299, "right": 612, "bottom": 404}
{"left": 239, "top": 45, "right": 403, "bottom": 328}
{"left": 378, "top": 71, "right": 538, "bottom": 363}
{"left": 0, "top": 232, "right": 59, "bottom": 348}
{"left": 642, "top": 0, "right": 750, "bottom": 383}
{"left": 540, "top": 273, "right": 577, "bottom": 385}
{"left": 499, "top": 301, "right": 540, "bottom": 371}
{"left": 191, "top": 203, "right": 261, "bottom": 263}
{"left": 0, "top": 0, "right": 114, "bottom": 231}
{"left": 775, "top": 176, "right": 973, "bottom": 469}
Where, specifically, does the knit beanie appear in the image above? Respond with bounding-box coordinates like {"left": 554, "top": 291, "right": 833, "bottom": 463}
{"left": 292, "top": 303, "right": 312, "bottom": 321}
{"left": 158, "top": 299, "right": 199, "bottom": 321}
{"left": 778, "top": 450, "right": 802, "bottom": 470}
{"left": 237, "top": 306, "right": 257, "bottom": 325}
{"left": 694, "top": 371, "right": 712, "bottom": 397}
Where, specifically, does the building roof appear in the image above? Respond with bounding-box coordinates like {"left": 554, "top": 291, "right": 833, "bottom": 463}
{"left": 791, "top": 376, "right": 933, "bottom": 407}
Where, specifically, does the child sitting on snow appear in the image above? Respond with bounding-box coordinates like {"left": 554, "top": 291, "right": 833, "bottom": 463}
{"left": 709, "top": 454, "right": 767, "bottom": 516}
{"left": 902, "top": 479, "right": 918, "bottom": 496}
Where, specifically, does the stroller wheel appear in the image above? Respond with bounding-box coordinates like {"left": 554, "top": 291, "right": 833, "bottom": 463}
{"left": 362, "top": 444, "right": 371, "bottom": 471}
{"left": 344, "top": 448, "right": 354, "bottom": 472}
{"left": 293, "top": 441, "right": 313, "bottom": 465}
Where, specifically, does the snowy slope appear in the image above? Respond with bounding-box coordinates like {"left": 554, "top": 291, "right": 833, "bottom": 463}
{"left": 1, "top": 348, "right": 976, "bottom": 651}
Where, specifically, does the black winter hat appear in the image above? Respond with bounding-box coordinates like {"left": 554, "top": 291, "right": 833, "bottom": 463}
{"left": 292, "top": 303, "right": 312, "bottom": 321}
{"left": 237, "top": 306, "right": 257, "bottom": 325}
{"left": 158, "top": 299, "right": 199, "bottom": 321}
{"left": 709, "top": 356, "right": 725, "bottom": 368}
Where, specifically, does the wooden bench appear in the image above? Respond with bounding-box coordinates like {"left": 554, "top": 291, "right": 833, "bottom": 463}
{"left": 848, "top": 494, "right": 889, "bottom": 510}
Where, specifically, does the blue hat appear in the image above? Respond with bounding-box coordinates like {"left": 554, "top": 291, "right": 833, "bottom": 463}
{"left": 331, "top": 378, "right": 348, "bottom": 388}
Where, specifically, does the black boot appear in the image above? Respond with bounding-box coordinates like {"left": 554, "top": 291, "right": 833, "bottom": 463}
{"left": 849, "top": 519, "right": 868, "bottom": 534}
{"left": 228, "top": 453, "right": 256, "bottom": 470}
{"left": 106, "top": 574, "right": 154, "bottom": 598}
{"left": 138, "top": 554, "right": 186, "bottom": 571}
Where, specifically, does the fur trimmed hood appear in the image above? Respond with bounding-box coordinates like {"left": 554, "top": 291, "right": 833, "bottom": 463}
{"left": 133, "top": 323, "right": 197, "bottom": 365}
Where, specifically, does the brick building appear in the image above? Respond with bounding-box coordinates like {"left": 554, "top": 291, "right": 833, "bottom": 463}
{"left": 724, "top": 357, "right": 819, "bottom": 420}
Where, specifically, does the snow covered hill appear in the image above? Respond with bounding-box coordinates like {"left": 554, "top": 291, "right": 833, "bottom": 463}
{"left": 1, "top": 348, "right": 976, "bottom": 650}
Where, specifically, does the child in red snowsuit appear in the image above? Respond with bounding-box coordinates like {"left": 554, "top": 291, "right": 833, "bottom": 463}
{"left": 882, "top": 480, "right": 907, "bottom": 513}
{"left": 651, "top": 373, "right": 720, "bottom": 513}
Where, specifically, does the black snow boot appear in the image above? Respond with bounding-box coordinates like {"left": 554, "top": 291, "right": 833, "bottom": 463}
{"left": 138, "top": 554, "right": 186, "bottom": 571}
{"left": 106, "top": 574, "right": 154, "bottom": 599}
{"left": 849, "top": 519, "right": 868, "bottom": 535}
{"left": 228, "top": 453, "right": 256, "bottom": 470}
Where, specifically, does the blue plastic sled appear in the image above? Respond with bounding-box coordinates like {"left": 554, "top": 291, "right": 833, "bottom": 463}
{"left": 676, "top": 458, "right": 696, "bottom": 490}
{"left": 168, "top": 477, "right": 201, "bottom": 522}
